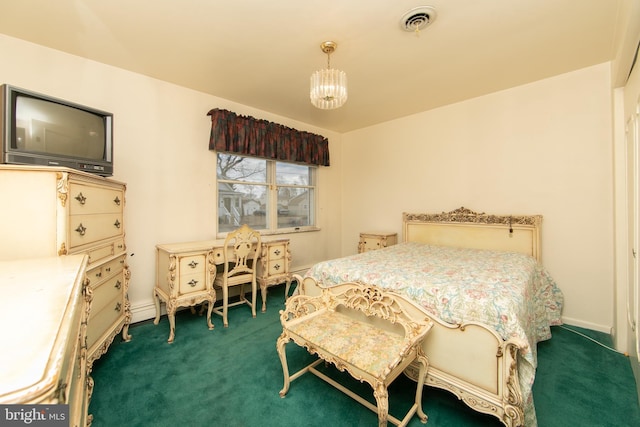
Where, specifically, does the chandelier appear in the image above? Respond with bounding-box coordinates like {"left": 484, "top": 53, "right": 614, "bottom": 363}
{"left": 310, "top": 41, "right": 348, "bottom": 110}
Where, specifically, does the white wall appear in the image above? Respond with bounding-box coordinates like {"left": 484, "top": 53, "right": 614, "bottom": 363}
{"left": 0, "top": 33, "right": 621, "bottom": 333}
{"left": 341, "top": 63, "right": 615, "bottom": 332}
{"left": 0, "top": 34, "right": 344, "bottom": 322}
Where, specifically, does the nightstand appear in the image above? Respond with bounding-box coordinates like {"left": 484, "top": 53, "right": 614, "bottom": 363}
{"left": 358, "top": 232, "right": 398, "bottom": 253}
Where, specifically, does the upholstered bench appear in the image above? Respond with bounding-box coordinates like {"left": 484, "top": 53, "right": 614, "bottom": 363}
{"left": 276, "top": 281, "right": 433, "bottom": 427}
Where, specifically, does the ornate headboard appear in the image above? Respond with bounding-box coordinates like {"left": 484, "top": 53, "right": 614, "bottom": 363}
{"left": 402, "top": 207, "right": 542, "bottom": 262}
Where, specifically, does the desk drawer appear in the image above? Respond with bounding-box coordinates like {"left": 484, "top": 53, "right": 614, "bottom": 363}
{"left": 178, "top": 272, "right": 206, "bottom": 294}
{"left": 266, "top": 243, "right": 287, "bottom": 260}
{"left": 266, "top": 259, "right": 288, "bottom": 276}
{"left": 178, "top": 254, "right": 206, "bottom": 275}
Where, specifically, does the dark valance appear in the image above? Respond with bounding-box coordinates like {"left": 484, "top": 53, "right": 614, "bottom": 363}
{"left": 207, "top": 108, "right": 330, "bottom": 167}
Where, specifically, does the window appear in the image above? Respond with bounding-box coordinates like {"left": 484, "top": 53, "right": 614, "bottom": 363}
{"left": 217, "top": 153, "right": 316, "bottom": 233}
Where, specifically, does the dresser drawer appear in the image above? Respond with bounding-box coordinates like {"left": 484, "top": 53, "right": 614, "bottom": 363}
{"left": 86, "top": 294, "right": 124, "bottom": 350}
{"left": 102, "top": 255, "right": 127, "bottom": 279}
{"left": 91, "top": 272, "right": 125, "bottom": 316}
{"left": 86, "top": 255, "right": 125, "bottom": 284}
{"left": 69, "top": 213, "right": 124, "bottom": 248}
{"left": 69, "top": 183, "right": 124, "bottom": 215}
{"left": 81, "top": 238, "right": 126, "bottom": 266}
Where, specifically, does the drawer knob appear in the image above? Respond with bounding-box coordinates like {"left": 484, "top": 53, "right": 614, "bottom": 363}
{"left": 75, "top": 223, "right": 87, "bottom": 236}
{"left": 114, "top": 219, "right": 121, "bottom": 229}
{"left": 94, "top": 271, "right": 102, "bottom": 278}
{"left": 188, "top": 279, "right": 198, "bottom": 287}
{"left": 74, "top": 192, "right": 87, "bottom": 205}
{"left": 115, "top": 302, "right": 122, "bottom": 312}
{"left": 274, "top": 263, "right": 281, "bottom": 271}
{"left": 274, "top": 249, "right": 281, "bottom": 256}
{"left": 115, "top": 280, "right": 122, "bottom": 290}
{"left": 114, "top": 196, "right": 121, "bottom": 206}
{"left": 188, "top": 261, "right": 198, "bottom": 268}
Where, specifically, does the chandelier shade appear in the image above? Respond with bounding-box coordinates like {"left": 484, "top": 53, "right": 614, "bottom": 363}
{"left": 310, "top": 41, "right": 348, "bottom": 110}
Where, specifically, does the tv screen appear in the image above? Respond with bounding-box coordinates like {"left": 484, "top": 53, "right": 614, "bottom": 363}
{"left": 1, "top": 85, "right": 113, "bottom": 176}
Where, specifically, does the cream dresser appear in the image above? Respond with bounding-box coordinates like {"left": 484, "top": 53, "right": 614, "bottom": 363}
{"left": 357, "top": 232, "right": 398, "bottom": 253}
{"left": 0, "top": 255, "right": 91, "bottom": 427}
{"left": 0, "top": 165, "right": 131, "bottom": 368}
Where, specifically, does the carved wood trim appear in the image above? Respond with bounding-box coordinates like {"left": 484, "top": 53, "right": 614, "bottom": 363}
{"left": 403, "top": 206, "right": 541, "bottom": 227}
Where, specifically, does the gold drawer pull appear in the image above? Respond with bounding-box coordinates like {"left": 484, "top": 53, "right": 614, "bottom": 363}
{"left": 114, "top": 196, "right": 121, "bottom": 206}
{"left": 105, "top": 267, "right": 111, "bottom": 273}
{"left": 115, "top": 302, "right": 122, "bottom": 312}
{"left": 188, "top": 261, "right": 198, "bottom": 268}
{"left": 188, "top": 279, "right": 198, "bottom": 287}
{"left": 274, "top": 263, "right": 281, "bottom": 271}
{"left": 274, "top": 249, "right": 281, "bottom": 256}
{"left": 94, "top": 271, "right": 102, "bottom": 278}
{"left": 114, "top": 219, "right": 121, "bottom": 229}
{"left": 75, "top": 192, "right": 87, "bottom": 205}
{"left": 115, "top": 280, "right": 122, "bottom": 290}
{"left": 75, "top": 223, "right": 87, "bottom": 236}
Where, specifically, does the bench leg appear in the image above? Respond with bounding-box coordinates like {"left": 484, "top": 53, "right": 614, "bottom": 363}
{"left": 373, "top": 382, "right": 390, "bottom": 427}
{"left": 414, "top": 351, "right": 429, "bottom": 424}
{"left": 276, "top": 333, "right": 291, "bottom": 397}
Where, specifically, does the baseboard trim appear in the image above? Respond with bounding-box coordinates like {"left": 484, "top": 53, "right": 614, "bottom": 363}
{"left": 562, "top": 316, "right": 612, "bottom": 334}
{"left": 131, "top": 301, "right": 158, "bottom": 324}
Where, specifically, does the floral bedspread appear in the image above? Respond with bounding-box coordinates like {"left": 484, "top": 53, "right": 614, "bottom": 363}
{"left": 304, "top": 242, "right": 564, "bottom": 426}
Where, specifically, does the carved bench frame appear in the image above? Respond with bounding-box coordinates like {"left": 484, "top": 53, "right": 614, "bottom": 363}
{"left": 276, "top": 281, "right": 434, "bottom": 427}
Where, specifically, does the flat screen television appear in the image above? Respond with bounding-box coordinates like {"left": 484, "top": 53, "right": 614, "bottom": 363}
{"left": 0, "top": 84, "right": 113, "bottom": 176}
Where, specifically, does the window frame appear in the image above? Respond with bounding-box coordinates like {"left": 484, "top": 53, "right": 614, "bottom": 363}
{"left": 216, "top": 153, "right": 318, "bottom": 236}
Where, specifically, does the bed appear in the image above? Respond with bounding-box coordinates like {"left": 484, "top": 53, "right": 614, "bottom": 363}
{"left": 297, "top": 207, "right": 564, "bottom": 427}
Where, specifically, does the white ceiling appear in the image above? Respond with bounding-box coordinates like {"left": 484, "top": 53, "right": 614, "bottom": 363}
{"left": 0, "top": 0, "right": 634, "bottom": 132}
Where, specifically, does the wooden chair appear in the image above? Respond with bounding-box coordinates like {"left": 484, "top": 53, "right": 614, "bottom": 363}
{"left": 212, "top": 224, "right": 261, "bottom": 327}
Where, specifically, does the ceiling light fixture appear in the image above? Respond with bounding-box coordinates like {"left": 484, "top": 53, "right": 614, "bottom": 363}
{"left": 310, "top": 41, "right": 348, "bottom": 110}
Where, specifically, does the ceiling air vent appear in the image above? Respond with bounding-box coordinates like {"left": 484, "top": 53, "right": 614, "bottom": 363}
{"left": 400, "top": 6, "right": 437, "bottom": 32}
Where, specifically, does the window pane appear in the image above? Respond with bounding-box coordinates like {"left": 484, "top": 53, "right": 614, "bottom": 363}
{"left": 278, "top": 188, "right": 312, "bottom": 228}
{"left": 276, "top": 162, "right": 309, "bottom": 185}
{"left": 218, "top": 183, "right": 268, "bottom": 232}
{"left": 217, "top": 154, "right": 266, "bottom": 183}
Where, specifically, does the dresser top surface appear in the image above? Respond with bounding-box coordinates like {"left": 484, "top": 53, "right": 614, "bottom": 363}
{"left": 0, "top": 255, "right": 87, "bottom": 401}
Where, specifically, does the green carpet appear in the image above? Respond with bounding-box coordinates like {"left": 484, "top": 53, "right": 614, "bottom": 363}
{"left": 89, "top": 285, "right": 639, "bottom": 426}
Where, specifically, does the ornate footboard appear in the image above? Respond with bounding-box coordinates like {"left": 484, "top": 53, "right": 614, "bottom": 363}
{"left": 294, "top": 274, "right": 527, "bottom": 427}
{"left": 403, "top": 317, "right": 526, "bottom": 427}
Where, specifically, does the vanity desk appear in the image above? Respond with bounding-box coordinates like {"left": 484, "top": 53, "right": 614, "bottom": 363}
{"left": 154, "top": 237, "right": 291, "bottom": 341}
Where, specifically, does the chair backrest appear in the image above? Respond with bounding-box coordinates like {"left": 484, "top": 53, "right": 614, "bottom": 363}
{"left": 223, "top": 224, "right": 262, "bottom": 279}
